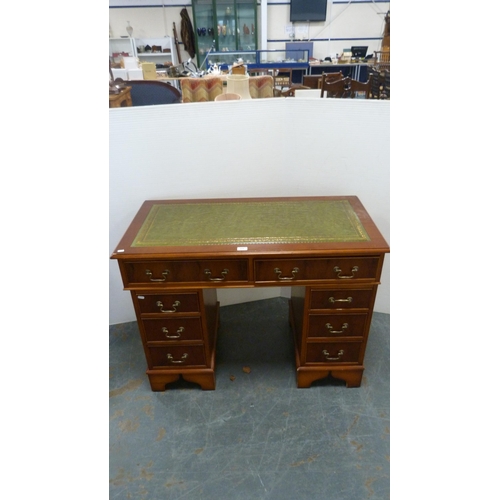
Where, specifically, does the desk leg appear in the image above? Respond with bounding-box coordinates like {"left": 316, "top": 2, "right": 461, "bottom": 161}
{"left": 296, "top": 366, "right": 364, "bottom": 388}
{"left": 147, "top": 370, "right": 216, "bottom": 391}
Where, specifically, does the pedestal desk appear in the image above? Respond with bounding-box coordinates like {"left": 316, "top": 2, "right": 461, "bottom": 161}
{"left": 111, "top": 197, "right": 389, "bottom": 391}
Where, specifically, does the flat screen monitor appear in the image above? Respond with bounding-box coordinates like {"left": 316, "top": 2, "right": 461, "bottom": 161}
{"left": 351, "top": 46, "right": 368, "bottom": 58}
{"left": 290, "top": 0, "right": 328, "bottom": 23}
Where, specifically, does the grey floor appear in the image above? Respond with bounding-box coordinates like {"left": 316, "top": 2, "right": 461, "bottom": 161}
{"left": 110, "top": 297, "right": 390, "bottom": 499}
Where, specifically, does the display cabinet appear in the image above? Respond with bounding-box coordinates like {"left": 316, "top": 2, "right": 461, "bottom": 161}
{"left": 204, "top": 49, "right": 309, "bottom": 71}
{"left": 192, "top": 0, "right": 258, "bottom": 67}
{"left": 206, "top": 50, "right": 257, "bottom": 69}
{"left": 257, "top": 49, "right": 309, "bottom": 69}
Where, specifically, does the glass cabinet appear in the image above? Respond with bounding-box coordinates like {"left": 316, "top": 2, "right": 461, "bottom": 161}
{"left": 192, "top": 0, "right": 257, "bottom": 67}
{"left": 258, "top": 50, "right": 309, "bottom": 67}
{"left": 203, "top": 49, "right": 310, "bottom": 71}
{"left": 206, "top": 50, "right": 257, "bottom": 68}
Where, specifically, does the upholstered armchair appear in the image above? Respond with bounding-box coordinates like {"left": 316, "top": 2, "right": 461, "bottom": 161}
{"left": 126, "top": 80, "right": 182, "bottom": 106}
{"left": 248, "top": 75, "right": 274, "bottom": 99}
{"left": 180, "top": 75, "right": 274, "bottom": 102}
{"left": 180, "top": 77, "right": 223, "bottom": 103}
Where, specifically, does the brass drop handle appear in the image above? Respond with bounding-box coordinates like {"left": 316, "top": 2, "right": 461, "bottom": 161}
{"left": 325, "top": 323, "right": 349, "bottom": 334}
{"left": 274, "top": 267, "right": 299, "bottom": 280}
{"left": 328, "top": 296, "right": 353, "bottom": 304}
{"left": 145, "top": 269, "right": 170, "bottom": 282}
{"left": 162, "top": 326, "right": 184, "bottom": 339}
{"left": 156, "top": 300, "right": 180, "bottom": 313}
{"left": 333, "top": 266, "right": 359, "bottom": 279}
{"left": 322, "top": 349, "right": 344, "bottom": 361}
{"left": 205, "top": 268, "right": 229, "bottom": 281}
{"left": 167, "top": 353, "right": 188, "bottom": 364}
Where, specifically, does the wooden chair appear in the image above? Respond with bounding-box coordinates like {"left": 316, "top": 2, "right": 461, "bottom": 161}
{"left": 380, "top": 70, "right": 390, "bottom": 99}
{"left": 369, "top": 69, "right": 389, "bottom": 100}
{"left": 369, "top": 69, "right": 381, "bottom": 99}
{"left": 323, "top": 71, "right": 345, "bottom": 83}
{"left": 320, "top": 74, "right": 351, "bottom": 98}
{"left": 347, "top": 75, "right": 372, "bottom": 99}
{"left": 280, "top": 85, "right": 311, "bottom": 97}
{"left": 274, "top": 68, "right": 293, "bottom": 90}
{"left": 303, "top": 72, "right": 343, "bottom": 89}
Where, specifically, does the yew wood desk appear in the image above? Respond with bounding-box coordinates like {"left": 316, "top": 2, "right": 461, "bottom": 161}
{"left": 111, "top": 196, "right": 389, "bottom": 391}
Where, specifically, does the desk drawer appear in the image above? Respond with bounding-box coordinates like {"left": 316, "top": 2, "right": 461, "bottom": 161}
{"left": 135, "top": 292, "right": 200, "bottom": 314}
{"left": 306, "top": 341, "right": 362, "bottom": 365}
{"left": 142, "top": 317, "right": 203, "bottom": 342}
{"left": 148, "top": 345, "right": 206, "bottom": 368}
{"left": 123, "top": 259, "right": 248, "bottom": 285}
{"left": 307, "top": 313, "right": 368, "bottom": 339}
{"left": 254, "top": 257, "right": 379, "bottom": 283}
{"left": 309, "top": 288, "right": 374, "bottom": 310}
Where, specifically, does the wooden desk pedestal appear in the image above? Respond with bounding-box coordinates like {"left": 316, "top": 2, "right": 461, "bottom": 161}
{"left": 111, "top": 197, "right": 389, "bottom": 391}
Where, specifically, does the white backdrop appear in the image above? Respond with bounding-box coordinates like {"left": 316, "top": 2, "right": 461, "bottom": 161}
{"left": 109, "top": 98, "right": 389, "bottom": 324}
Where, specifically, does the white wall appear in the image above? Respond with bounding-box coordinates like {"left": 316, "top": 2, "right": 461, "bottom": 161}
{"left": 110, "top": 98, "right": 389, "bottom": 325}
{"left": 109, "top": 1, "right": 390, "bottom": 62}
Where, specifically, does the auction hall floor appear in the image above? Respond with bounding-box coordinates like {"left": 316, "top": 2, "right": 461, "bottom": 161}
{"left": 109, "top": 297, "right": 390, "bottom": 499}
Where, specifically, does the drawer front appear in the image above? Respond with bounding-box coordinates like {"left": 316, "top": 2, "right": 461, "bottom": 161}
{"left": 307, "top": 313, "right": 368, "bottom": 339}
{"left": 306, "top": 342, "right": 362, "bottom": 365}
{"left": 135, "top": 292, "right": 200, "bottom": 314}
{"left": 148, "top": 345, "right": 206, "bottom": 368}
{"left": 254, "top": 257, "right": 380, "bottom": 283}
{"left": 123, "top": 259, "right": 248, "bottom": 285}
{"left": 142, "top": 317, "right": 203, "bottom": 342}
{"left": 309, "top": 288, "right": 374, "bottom": 310}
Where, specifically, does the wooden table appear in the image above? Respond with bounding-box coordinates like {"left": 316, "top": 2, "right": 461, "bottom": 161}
{"left": 109, "top": 87, "right": 132, "bottom": 108}
{"left": 111, "top": 196, "right": 389, "bottom": 391}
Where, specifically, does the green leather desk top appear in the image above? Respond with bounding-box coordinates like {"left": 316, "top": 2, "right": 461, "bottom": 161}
{"left": 131, "top": 199, "right": 370, "bottom": 247}
{"left": 111, "top": 197, "right": 390, "bottom": 258}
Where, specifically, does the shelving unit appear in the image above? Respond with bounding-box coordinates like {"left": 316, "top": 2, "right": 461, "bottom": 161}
{"left": 109, "top": 37, "right": 137, "bottom": 62}
{"left": 109, "top": 37, "right": 178, "bottom": 68}
{"left": 135, "top": 37, "right": 178, "bottom": 67}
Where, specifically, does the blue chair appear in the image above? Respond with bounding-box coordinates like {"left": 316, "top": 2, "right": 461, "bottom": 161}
{"left": 127, "top": 80, "right": 182, "bottom": 106}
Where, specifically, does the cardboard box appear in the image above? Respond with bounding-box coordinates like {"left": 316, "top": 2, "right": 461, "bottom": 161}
{"left": 127, "top": 68, "right": 144, "bottom": 80}
{"left": 111, "top": 68, "right": 128, "bottom": 80}
{"left": 142, "top": 62, "right": 157, "bottom": 80}
{"left": 123, "top": 57, "right": 139, "bottom": 70}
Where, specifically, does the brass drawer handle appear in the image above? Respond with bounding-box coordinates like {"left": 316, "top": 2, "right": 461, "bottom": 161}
{"left": 274, "top": 267, "right": 299, "bottom": 280}
{"left": 145, "top": 269, "right": 170, "bottom": 282}
{"left": 328, "top": 296, "right": 353, "bottom": 304}
{"left": 156, "top": 300, "right": 180, "bottom": 313}
{"left": 333, "top": 266, "right": 359, "bottom": 279}
{"left": 162, "top": 326, "right": 184, "bottom": 339}
{"left": 204, "top": 268, "right": 229, "bottom": 281}
{"left": 167, "top": 353, "right": 188, "bottom": 364}
{"left": 322, "top": 349, "right": 344, "bottom": 361}
{"left": 325, "top": 323, "right": 349, "bottom": 334}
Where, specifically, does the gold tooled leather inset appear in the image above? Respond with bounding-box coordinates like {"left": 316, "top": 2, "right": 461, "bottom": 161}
{"left": 131, "top": 200, "right": 370, "bottom": 247}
